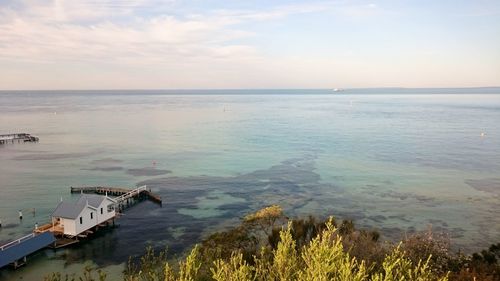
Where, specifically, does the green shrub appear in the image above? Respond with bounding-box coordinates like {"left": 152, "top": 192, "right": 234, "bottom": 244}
{"left": 48, "top": 206, "right": 500, "bottom": 281}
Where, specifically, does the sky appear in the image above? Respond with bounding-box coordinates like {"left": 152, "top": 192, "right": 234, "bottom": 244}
{"left": 0, "top": 0, "right": 499, "bottom": 90}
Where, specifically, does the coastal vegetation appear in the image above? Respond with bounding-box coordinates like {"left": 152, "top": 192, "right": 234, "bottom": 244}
{"left": 45, "top": 206, "right": 500, "bottom": 281}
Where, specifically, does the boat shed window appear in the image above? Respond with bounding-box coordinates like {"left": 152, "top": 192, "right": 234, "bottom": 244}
{"left": 90, "top": 212, "right": 93, "bottom": 219}
{"left": 79, "top": 217, "right": 83, "bottom": 224}
{"left": 101, "top": 208, "right": 103, "bottom": 214}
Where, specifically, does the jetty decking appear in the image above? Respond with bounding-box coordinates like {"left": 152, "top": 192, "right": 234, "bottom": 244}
{"left": 34, "top": 222, "right": 64, "bottom": 236}
{"left": 0, "top": 133, "right": 39, "bottom": 144}
{"left": 70, "top": 185, "right": 162, "bottom": 205}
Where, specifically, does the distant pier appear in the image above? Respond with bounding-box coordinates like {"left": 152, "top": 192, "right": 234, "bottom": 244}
{"left": 0, "top": 133, "right": 39, "bottom": 145}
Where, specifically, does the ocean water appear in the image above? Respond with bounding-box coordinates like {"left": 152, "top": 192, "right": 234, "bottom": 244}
{"left": 0, "top": 89, "right": 499, "bottom": 279}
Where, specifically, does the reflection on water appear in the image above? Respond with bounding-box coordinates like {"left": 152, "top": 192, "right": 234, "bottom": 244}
{"left": 1, "top": 91, "right": 500, "bottom": 279}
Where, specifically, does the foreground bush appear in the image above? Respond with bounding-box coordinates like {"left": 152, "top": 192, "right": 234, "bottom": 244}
{"left": 45, "top": 206, "right": 499, "bottom": 281}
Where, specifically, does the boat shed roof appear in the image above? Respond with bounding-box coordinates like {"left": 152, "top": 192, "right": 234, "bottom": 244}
{"left": 51, "top": 201, "right": 86, "bottom": 219}
{"left": 51, "top": 194, "right": 114, "bottom": 219}
{"left": 77, "top": 194, "right": 107, "bottom": 208}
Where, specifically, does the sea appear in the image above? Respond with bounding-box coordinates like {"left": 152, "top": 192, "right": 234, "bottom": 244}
{"left": 0, "top": 88, "right": 499, "bottom": 280}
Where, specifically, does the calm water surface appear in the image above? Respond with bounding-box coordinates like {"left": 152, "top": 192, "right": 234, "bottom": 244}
{"left": 1, "top": 89, "right": 499, "bottom": 279}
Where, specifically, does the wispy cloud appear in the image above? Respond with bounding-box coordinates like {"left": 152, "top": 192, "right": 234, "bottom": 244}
{"left": 14, "top": 0, "right": 156, "bottom": 22}
{"left": 1, "top": 1, "right": 498, "bottom": 89}
{"left": 0, "top": 0, "right": 337, "bottom": 66}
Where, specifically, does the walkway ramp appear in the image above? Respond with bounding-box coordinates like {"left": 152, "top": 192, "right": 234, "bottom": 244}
{"left": 0, "top": 232, "right": 55, "bottom": 268}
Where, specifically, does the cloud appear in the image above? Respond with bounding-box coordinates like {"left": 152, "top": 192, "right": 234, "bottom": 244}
{"left": 208, "top": 2, "right": 332, "bottom": 22}
{"left": 0, "top": 3, "right": 217, "bottom": 67}
{"left": 335, "top": 2, "right": 386, "bottom": 19}
{"left": 2, "top": 1, "right": 497, "bottom": 89}
{"left": 15, "top": 0, "right": 154, "bottom": 22}
{"left": 0, "top": 1, "right": 336, "bottom": 89}
{"left": 0, "top": 0, "right": 336, "bottom": 67}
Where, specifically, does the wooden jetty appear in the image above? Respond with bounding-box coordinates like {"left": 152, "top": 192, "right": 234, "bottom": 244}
{"left": 1, "top": 185, "right": 163, "bottom": 269}
{"left": 70, "top": 185, "right": 162, "bottom": 205}
{"left": 0, "top": 133, "right": 39, "bottom": 145}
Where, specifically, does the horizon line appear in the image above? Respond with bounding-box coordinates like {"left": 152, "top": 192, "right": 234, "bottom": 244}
{"left": 1, "top": 86, "right": 500, "bottom": 92}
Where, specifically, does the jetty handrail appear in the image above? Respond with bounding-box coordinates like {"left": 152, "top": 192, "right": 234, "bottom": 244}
{"left": 114, "top": 185, "right": 147, "bottom": 203}
{"left": 71, "top": 186, "right": 131, "bottom": 193}
{"left": 0, "top": 133, "right": 29, "bottom": 137}
{"left": 0, "top": 233, "right": 36, "bottom": 251}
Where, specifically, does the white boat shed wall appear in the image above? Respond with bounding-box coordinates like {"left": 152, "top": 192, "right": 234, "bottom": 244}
{"left": 72, "top": 197, "right": 116, "bottom": 236}
{"left": 52, "top": 195, "right": 116, "bottom": 236}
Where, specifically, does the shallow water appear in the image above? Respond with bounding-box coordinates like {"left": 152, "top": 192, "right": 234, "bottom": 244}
{"left": 1, "top": 89, "right": 499, "bottom": 279}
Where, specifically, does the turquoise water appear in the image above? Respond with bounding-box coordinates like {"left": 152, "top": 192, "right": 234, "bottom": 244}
{"left": 1, "top": 89, "right": 499, "bottom": 279}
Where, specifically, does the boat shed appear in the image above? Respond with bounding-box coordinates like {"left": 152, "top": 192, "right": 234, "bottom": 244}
{"left": 51, "top": 194, "right": 117, "bottom": 237}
